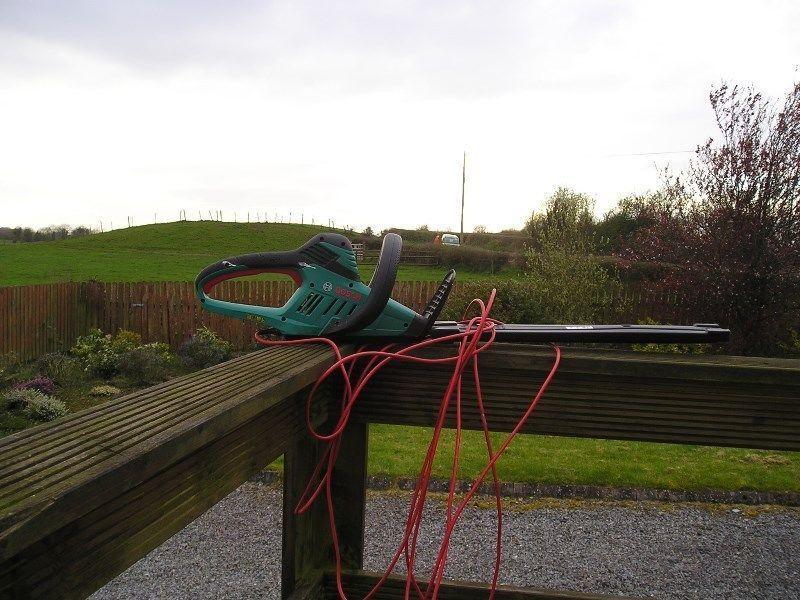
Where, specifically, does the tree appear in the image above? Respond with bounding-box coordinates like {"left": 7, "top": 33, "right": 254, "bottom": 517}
{"left": 524, "top": 189, "right": 617, "bottom": 323}
{"left": 362, "top": 226, "right": 374, "bottom": 237}
{"left": 524, "top": 187, "right": 595, "bottom": 250}
{"left": 70, "top": 226, "right": 95, "bottom": 237}
{"left": 595, "top": 193, "right": 661, "bottom": 252}
{"left": 623, "top": 81, "right": 800, "bottom": 355}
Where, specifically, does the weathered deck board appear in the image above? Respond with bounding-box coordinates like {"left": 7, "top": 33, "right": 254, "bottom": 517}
{"left": 354, "top": 345, "right": 800, "bottom": 450}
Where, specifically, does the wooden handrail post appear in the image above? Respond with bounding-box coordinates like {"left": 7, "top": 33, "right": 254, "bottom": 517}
{"left": 331, "top": 422, "right": 369, "bottom": 570}
{"left": 282, "top": 432, "right": 332, "bottom": 599}
{"left": 281, "top": 402, "right": 368, "bottom": 597}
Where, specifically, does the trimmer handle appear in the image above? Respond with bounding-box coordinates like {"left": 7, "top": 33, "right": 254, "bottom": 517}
{"left": 196, "top": 232, "right": 360, "bottom": 295}
{"left": 194, "top": 231, "right": 413, "bottom": 338}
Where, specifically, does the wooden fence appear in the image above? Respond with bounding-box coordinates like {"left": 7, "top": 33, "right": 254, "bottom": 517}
{"left": 0, "top": 281, "right": 683, "bottom": 361}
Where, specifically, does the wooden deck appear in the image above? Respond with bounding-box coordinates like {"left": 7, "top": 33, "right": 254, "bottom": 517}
{"left": 0, "top": 345, "right": 798, "bottom": 599}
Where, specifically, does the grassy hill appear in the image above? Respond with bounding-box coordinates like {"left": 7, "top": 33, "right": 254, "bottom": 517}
{"left": 0, "top": 221, "right": 518, "bottom": 286}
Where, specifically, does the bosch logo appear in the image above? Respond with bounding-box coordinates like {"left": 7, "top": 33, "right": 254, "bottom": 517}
{"left": 322, "top": 282, "right": 333, "bottom": 292}
{"left": 335, "top": 287, "right": 362, "bottom": 302}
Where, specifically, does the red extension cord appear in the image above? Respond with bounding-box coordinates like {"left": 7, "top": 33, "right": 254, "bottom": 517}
{"left": 255, "top": 290, "right": 561, "bottom": 599}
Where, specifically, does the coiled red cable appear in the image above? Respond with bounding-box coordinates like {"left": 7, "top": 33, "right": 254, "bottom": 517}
{"left": 255, "top": 289, "right": 561, "bottom": 599}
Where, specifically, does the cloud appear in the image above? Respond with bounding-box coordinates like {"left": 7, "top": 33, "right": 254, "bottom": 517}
{"left": 0, "top": 0, "right": 798, "bottom": 231}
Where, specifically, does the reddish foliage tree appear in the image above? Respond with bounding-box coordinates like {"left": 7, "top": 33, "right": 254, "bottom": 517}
{"left": 621, "top": 81, "right": 800, "bottom": 355}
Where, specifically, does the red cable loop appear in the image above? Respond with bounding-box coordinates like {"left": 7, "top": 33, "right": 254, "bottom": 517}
{"left": 255, "top": 289, "right": 560, "bottom": 599}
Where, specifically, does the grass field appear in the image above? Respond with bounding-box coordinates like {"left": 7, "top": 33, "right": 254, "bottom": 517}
{"left": 367, "top": 425, "right": 800, "bottom": 492}
{"left": 0, "top": 221, "right": 522, "bottom": 286}
{"left": 265, "top": 424, "right": 800, "bottom": 493}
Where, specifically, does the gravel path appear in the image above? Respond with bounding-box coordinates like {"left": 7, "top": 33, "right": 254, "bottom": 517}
{"left": 93, "top": 482, "right": 800, "bottom": 600}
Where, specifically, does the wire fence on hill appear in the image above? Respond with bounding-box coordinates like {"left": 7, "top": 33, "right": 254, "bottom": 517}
{"left": 0, "top": 281, "right": 686, "bottom": 361}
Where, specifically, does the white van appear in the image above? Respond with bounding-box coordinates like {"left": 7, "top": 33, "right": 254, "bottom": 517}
{"left": 441, "top": 234, "right": 460, "bottom": 246}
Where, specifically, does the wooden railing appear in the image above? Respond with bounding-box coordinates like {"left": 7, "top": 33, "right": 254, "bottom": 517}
{"left": 1, "top": 345, "right": 798, "bottom": 599}
{"left": 0, "top": 281, "right": 686, "bottom": 361}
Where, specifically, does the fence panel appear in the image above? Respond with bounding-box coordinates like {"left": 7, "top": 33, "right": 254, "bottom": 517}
{"left": 0, "top": 280, "right": 681, "bottom": 361}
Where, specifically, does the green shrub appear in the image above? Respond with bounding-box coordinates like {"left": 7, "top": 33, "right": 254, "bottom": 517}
{"left": 524, "top": 243, "right": 620, "bottom": 324}
{"left": 25, "top": 394, "right": 68, "bottom": 421}
{"left": 436, "top": 244, "right": 516, "bottom": 273}
{"left": 179, "top": 327, "right": 233, "bottom": 369}
{"left": 118, "top": 343, "right": 178, "bottom": 385}
{"left": 632, "top": 319, "right": 710, "bottom": 354}
{"left": 111, "top": 330, "right": 142, "bottom": 354}
{"left": 2, "top": 388, "right": 67, "bottom": 421}
{"left": 2, "top": 387, "right": 36, "bottom": 410}
{"left": 72, "top": 329, "right": 141, "bottom": 378}
{"left": 779, "top": 329, "right": 800, "bottom": 357}
{"left": 442, "top": 280, "right": 547, "bottom": 323}
{"left": 37, "top": 353, "right": 85, "bottom": 387}
{"left": 0, "top": 352, "right": 23, "bottom": 387}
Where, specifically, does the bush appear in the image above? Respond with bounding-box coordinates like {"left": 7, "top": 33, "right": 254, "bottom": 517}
{"left": 2, "top": 388, "right": 37, "bottom": 411}
{"left": 436, "top": 244, "right": 516, "bottom": 273}
{"left": 14, "top": 375, "right": 56, "bottom": 395}
{"left": 524, "top": 187, "right": 596, "bottom": 251}
{"left": 779, "top": 329, "right": 800, "bottom": 357}
{"left": 90, "top": 385, "right": 121, "bottom": 397}
{"left": 72, "top": 329, "right": 142, "bottom": 378}
{"left": 37, "top": 353, "right": 85, "bottom": 387}
{"left": 118, "top": 343, "right": 178, "bottom": 385}
{"left": 442, "top": 263, "right": 621, "bottom": 326}
{"left": 180, "top": 327, "right": 233, "bottom": 369}
{"left": 631, "top": 319, "right": 710, "bottom": 354}
{"left": 0, "top": 352, "right": 22, "bottom": 387}
{"left": 25, "top": 394, "right": 68, "bottom": 421}
{"left": 2, "top": 388, "right": 67, "bottom": 421}
{"left": 524, "top": 244, "right": 620, "bottom": 325}
{"left": 462, "top": 231, "right": 529, "bottom": 253}
{"left": 442, "top": 280, "right": 548, "bottom": 324}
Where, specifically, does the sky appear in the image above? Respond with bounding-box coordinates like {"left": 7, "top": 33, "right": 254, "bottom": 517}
{"left": 0, "top": 1, "right": 798, "bottom": 234}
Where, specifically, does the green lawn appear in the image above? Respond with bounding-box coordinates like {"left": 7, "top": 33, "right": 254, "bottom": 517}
{"left": 367, "top": 425, "right": 800, "bottom": 492}
{"left": 0, "top": 222, "right": 522, "bottom": 286}
{"left": 264, "top": 424, "right": 800, "bottom": 493}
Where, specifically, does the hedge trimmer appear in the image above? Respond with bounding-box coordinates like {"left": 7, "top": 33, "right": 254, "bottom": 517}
{"left": 194, "top": 231, "right": 729, "bottom": 345}
{"left": 195, "top": 231, "right": 729, "bottom": 599}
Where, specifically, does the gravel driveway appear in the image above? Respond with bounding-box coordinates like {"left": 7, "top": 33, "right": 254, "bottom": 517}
{"left": 92, "top": 482, "right": 800, "bottom": 600}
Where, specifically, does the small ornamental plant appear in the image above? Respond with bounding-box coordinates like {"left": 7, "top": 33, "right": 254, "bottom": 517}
{"left": 72, "top": 329, "right": 142, "bottom": 378}
{"left": 89, "top": 385, "right": 121, "bottom": 397}
{"left": 2, "top": 388, "right": 67, "bottom": 422}
{"left": 13, "top": 374, "right": 56, "bottom": 395}
{"left": 179, "top": 327, "right": 233, "bottom": 369}
{"left": 25, "top": 394, "right": 68, "bottom": 422}
{"left": 118, "top": 343, "right": 178, "bottom": 385}
{"left": 37, "top": 353, "right": 84, "bottom": 387}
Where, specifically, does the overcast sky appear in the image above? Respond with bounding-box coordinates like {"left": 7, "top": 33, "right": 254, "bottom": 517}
{"left": 1, "top": 1, "right": 797, "bottom": 233}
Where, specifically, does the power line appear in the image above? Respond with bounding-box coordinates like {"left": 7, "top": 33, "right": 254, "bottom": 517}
{"left": 603, "top": 149, "right": 695, "bottom": 158}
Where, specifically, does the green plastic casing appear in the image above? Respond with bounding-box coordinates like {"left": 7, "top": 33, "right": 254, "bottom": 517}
{"left": 194, "top": 236, "right": 424, "bottom": 339}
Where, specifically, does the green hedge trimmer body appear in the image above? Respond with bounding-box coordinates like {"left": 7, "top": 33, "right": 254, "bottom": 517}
{"left": 195, "top": 232, "right": 729, "bottom": 344}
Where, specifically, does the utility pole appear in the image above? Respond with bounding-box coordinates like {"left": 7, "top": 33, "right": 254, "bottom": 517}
{"left": 460, "top": 150, "right": 466, "bottom": 240}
